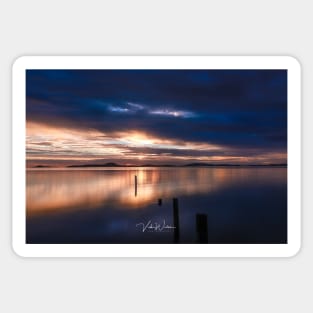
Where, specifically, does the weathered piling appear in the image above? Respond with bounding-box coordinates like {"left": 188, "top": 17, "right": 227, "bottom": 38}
{"left": 173, "top": 198, "right": 180, "bottom": 243}
{"left": 158, "top": 198, "right": 162, "bottom": 206}
{"left": 196, "top": 214, "right": 208, "bottom": 243}
{"left": 134, "top": 175, "right": 138, "bottom": 197}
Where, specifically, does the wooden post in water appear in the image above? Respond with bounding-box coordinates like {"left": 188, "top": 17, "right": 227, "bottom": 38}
{"left": 134, "top": 175, "right": 138, "bottom": 197}
{"left": 158, "top": 198, "right": 162, "bottom": 206}
{"left": 173, "top": 198, "right": 180, "bottom": 243}
{"left": 196, "top": 214, "right": 208, "bottom": 243}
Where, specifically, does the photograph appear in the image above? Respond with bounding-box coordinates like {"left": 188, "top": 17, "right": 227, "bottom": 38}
{"left": 25, "top": 67, "right": 288, "bottom": 245}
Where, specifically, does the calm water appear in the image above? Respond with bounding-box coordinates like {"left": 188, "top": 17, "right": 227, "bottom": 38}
{"left": 26, "top": 167, "right": 287, "bottom": 244}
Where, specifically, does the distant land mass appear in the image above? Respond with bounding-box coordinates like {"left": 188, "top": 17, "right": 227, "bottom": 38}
{"left": 184, "top": 163, "right": 287, "bottom": 167}
{"left": 68, "top": 162, "right": 121, "bottom": 168}
{"left": 67, "top": 162, "right": 176, "bottom": 168}
{"left": 65, "top": 162, "right": 287, "bottom": 168}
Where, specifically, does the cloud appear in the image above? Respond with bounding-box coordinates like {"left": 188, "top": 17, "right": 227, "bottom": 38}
{"left": 26, "top": 69, "right": 287, "bottom": 166}
{"left": 149, "top": 109, "right": 197, "bottom": 118}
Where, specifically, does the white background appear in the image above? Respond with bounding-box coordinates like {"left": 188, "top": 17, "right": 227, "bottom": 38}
{"left": 0, "top": 1, "right": 311, "bottom": 312}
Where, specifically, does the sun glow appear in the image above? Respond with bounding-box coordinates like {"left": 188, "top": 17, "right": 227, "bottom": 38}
{"left": 26, "top": 122, "right": 286, "bottom": 167}
{"left": 123, "top": 131, "right": 156, "bottom": 146}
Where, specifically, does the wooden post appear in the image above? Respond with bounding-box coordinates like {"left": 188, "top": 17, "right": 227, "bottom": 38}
{"left": 196, "top": 214, "right": 208, "bottom": 243}
{"left": 134, "top": 175, "right": 137, "bottom": 197}
{"left": 173, "top": 198, "right": 180, "bottom": 243}
{"left": 158, "top": 198, "right": 162, "bottom": 206}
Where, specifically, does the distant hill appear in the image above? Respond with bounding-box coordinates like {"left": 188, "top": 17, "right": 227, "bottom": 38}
{"left": 184, "top": 163, "right": 239, "bottom": 167}
{"left": 67, "top": 162, "right": 121, "bottom": 168}
{"left": 140, "top": 164, "right": 176, "bottom": 167}
{"left": 184, "top": 163, "right": 287, "bottom": 167}
{"left": 67, "top": 162, "right": 287, "bottom": 168}
{"left": 67, "top": 163, "right": 176, "bottom": 168}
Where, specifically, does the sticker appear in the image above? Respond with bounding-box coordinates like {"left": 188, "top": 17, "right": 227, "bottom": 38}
{"left": 12, "top": 56, "right": 301, "bottom": 257}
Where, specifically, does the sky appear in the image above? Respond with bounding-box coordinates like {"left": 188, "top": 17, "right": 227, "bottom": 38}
{"left": 26, "top": 69, "right": 287, "bottom": 167}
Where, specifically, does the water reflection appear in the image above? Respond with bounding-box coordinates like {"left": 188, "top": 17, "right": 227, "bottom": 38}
{"left": 26, "top": 167, "right": 287, "bottom": 244}
{"left": 27, "top": 167, "right": 286, "bottom": 214}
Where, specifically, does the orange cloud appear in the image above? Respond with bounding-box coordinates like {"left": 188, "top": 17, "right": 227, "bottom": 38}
{"left": 26, "top": 121, "right": 287, "bottom": 167}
